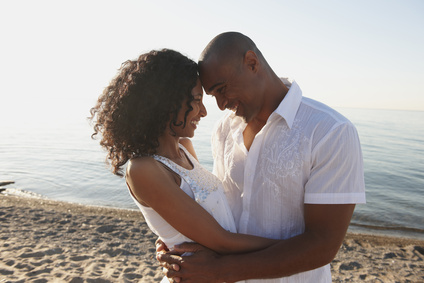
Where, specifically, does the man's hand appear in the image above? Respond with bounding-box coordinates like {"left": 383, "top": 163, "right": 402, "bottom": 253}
{"left": 157, "top": 242, "right": 225, "bottom": 283}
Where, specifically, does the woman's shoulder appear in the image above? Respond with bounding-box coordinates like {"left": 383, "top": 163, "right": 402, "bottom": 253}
{"left": 126, "top": 155, "right": 180, "bottom": 192}
{"left": 128, "top": 155, "right": 156, "bottom": 167}
{"left": 127, "top": 156, "right": 160, "bottom": 178}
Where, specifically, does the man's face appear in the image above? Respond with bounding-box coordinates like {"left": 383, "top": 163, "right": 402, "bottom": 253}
{"left": 199, "top": 57, "right": 260, "bottom": 123}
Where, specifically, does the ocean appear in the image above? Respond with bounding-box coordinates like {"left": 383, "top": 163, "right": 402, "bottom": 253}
{"left": 1, "top": 101, "right": 423, "bottom": 240}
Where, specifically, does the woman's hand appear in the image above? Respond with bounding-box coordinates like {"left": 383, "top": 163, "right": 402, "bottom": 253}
{"left": 157, "top": 242, "right": 226, "bottom": 283}
{"left": 155, "top": 238, "right": 169, "bottom": 253}
{"left": 156, "top": 238, "right": 183, "bottom": 282}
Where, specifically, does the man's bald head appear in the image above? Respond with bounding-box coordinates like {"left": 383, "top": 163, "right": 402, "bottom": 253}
{"left": 199, "top": 32, "right": 264, "bottom": 69}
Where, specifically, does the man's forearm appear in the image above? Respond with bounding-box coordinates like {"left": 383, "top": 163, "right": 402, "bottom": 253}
{"left": 216, "top": 233, "right": 335, "bottom": 282}
{"left": 215, "top": 204, "right": 354, "bottom": 281}
{"left": 161, "top": 204, "right": 354, "bottom": 282}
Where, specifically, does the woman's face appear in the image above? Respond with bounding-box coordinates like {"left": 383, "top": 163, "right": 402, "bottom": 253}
{"left": 174, "top": 78, "right": 207, "bottom": 138}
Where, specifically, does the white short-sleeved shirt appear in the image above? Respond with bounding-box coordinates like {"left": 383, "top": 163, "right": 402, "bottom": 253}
{"left": 212, "top": 79, "right": 366, "bottom": 283}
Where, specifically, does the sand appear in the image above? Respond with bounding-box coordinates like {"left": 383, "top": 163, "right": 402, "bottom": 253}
{"left": 1, "top": 194, "right": 423, "bottom": 283}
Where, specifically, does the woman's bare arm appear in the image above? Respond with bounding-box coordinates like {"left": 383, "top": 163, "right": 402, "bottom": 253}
{"left": 126, "top": 157, "right": 278, "bottom": 255}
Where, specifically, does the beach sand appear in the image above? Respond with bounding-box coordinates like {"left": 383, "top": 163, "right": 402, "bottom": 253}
{"left": 1, "top": 194, "right": 423, "bottom": 282}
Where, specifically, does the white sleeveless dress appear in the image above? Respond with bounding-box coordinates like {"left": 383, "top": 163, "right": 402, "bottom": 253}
{"left": 129, "top": 144, "right": 242, "bottom": 283}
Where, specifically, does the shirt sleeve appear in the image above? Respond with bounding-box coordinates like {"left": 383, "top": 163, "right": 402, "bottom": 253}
{"left": 304, "top": 122, "right": 366, "bottom": 204}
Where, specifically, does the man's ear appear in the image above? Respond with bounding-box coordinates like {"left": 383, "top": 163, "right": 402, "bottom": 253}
{"left": 244, "top": 50, "right": 259, "bottom": 72}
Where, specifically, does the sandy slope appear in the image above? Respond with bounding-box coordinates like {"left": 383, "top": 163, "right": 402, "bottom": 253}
{"left": 1, "top": 195, "right": 423, "bottom": 282}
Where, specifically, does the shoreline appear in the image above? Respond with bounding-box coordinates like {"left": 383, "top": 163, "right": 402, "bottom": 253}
{"left": 3, "top": 187, "right": 423, "bottom": 241}
{"left": 1, "top": 194, "right": 423, "bottom": 282}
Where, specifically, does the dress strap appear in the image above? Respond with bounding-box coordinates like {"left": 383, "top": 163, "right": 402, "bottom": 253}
{"left": 178, "top": 143, "right": 198, "bottom": 165}
{"left": 152, "top": 144, "right": 221, "bottom": 204}
{"left": 151, "top": 144, "right": 195, "bottom": 177}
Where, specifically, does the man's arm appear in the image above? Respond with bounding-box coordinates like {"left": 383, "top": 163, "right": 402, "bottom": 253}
{"left": 158, "top": 203, "right": 355, "bottom": 282}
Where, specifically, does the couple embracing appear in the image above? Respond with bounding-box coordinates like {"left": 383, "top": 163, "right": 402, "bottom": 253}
{"left": 91, "top": 32, "right": 366, "bottom": 283}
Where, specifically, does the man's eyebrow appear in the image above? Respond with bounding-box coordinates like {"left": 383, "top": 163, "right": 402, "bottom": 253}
{"left": 208, "top": 82, "right": 225, "bottom": 93}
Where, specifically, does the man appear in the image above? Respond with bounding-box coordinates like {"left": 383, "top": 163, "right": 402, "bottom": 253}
{"left": 157, "top": 32, "right": 366, "bottom": 282}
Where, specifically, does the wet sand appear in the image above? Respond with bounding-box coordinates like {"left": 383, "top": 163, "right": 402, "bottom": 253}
{"left": 1, "top": 194, "right": 423, "bottom": 282}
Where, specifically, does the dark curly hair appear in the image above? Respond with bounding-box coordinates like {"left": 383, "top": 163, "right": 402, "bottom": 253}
{"left": 90, "top": 49, "right": 198, "bottom": 176}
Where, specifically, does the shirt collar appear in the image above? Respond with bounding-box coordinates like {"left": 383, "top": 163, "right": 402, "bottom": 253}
{"left": 272, "top": 79, "right": 302, "bottom": 129}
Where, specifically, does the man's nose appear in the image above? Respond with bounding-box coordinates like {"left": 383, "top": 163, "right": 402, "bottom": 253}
{"left": 215, "top": 96, "right": 227, "bottom": 111}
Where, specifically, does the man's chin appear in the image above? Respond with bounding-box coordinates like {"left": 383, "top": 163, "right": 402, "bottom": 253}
{"left": 238, "top": 111, "right": 252, "bottom": 123}
{"left": 234, "top": 108, "right": 248, "bottom": 122}
{"left": 240, "top": 115, "right": 250, "bottom": 123}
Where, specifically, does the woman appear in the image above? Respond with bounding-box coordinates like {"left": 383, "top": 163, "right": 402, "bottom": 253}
{"left": 90, "top": 49, "right": 277, "bottom": 282}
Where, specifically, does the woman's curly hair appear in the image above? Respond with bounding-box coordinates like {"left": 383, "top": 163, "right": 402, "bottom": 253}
{"left": 90, "top": 49, "right": 198, "bottom": 176}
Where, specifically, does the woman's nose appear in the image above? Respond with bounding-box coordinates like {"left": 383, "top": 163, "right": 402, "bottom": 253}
{"left": 200, "top": 101, "right": 207, "bottom": 117}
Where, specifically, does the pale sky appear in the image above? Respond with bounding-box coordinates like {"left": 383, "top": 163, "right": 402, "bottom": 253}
{"left": 1, "top": 0, "right": 423, "bottom": 126}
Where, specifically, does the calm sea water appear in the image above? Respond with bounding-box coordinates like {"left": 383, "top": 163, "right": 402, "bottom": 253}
{"left": 1, "top": 102, "right": 423, "bottom": 240}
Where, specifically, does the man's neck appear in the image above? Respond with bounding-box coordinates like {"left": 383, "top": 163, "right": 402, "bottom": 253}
{"left": 243, "top": 75, "right": 289, "bottom": 151}
{"left": 243, "top": 119, "right": 265, "bottom": 151}
{"left": 255, "top": 75, "right": 289, "bottom": 125}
